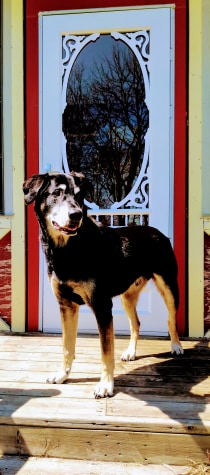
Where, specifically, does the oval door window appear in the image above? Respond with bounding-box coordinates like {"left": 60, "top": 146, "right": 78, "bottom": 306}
{"left": 62, "top": 32, "right": 149, "bottom": 226}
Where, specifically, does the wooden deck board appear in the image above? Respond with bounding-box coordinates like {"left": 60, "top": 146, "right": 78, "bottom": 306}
{"left": 0, "top": 334, "right": 209, "bottom": 465}
{"left": 0, "top": 456, "right": 191, "bottom": 475}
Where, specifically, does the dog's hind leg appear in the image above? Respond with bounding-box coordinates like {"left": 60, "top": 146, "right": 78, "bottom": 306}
{"left": 153, "top": 273, "right": 184, "bottom": 355}
{"left": 121, "top": 277, "right": 146, "bottom": 361}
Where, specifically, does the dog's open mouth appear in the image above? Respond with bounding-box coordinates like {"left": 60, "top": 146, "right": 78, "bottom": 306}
{"left": 52, "top": 220, "right": 79, "bottom": 235}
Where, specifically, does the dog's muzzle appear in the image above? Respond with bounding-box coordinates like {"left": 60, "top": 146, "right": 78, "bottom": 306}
{"left": 52, "top": 210, "right": 82, "bottom": 235}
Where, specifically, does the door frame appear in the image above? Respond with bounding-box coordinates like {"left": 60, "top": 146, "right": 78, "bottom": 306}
{"left": 25, "top": 0, "right": 187, "bottom": 334}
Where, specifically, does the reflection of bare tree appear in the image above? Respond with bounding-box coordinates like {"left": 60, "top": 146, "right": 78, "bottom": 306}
{"left": 62, "top": 43, "right": 149, "bottom": 208}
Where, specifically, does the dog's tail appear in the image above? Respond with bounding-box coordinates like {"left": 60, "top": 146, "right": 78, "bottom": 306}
{"left": 154, "top": 234, "right": 179, "bottom": 310}
{"left": 164, "top": 241, "right": 179, "bottom": 310}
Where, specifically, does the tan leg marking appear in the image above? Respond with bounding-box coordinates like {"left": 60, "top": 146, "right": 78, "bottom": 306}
{"left": 121, "top": 277, "right": 147, "bottom": 361}
{"left": 153, "top": 273, "right": 183, "bottom": 355}
{"left": 46, "top": 276, "right": 79, "bottom": 384}
{"left": 94, "top": 320, "right": 115, "bottom": 398}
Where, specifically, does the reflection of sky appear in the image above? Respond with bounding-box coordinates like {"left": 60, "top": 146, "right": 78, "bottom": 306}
{"left": 74, "top": 34, "right": 132, "bottom": 80}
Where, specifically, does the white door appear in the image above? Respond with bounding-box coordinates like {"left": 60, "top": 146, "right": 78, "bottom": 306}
{"left": 39, "top": 7, "right": 174, "bottom": 335}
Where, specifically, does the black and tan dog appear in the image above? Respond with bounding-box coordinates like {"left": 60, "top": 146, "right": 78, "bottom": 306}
{"left": 23, "top": 172, "right": 183, "bottom": 398}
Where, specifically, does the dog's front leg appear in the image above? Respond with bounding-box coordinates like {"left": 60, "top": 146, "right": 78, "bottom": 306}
{"left": 46, "top": 301, "right": 79, "bottom": 384}
{"left": 93, "top": 299, "right": 114, "bottom": 398}
{"left": 94, "top": 319, "right": 114, "bottom": 398}
{"left": 46, "top": 277, "right": 79, "bottom": 384}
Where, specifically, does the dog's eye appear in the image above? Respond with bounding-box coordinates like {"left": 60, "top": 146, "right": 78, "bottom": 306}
{"left": 52, "top": 188, "right": 63, "bottom": 197}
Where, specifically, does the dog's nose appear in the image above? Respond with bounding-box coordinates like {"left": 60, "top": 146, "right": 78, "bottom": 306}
{"left": 69, "top": 210, "right": 82, "bottom": 221}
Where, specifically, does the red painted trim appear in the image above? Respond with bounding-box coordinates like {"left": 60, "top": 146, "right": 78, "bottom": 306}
{"left": 25, "top": 0, "right": 187, "bottom": 334}
{"left": 173, "top": 2, "right": 187, "bottom": 335}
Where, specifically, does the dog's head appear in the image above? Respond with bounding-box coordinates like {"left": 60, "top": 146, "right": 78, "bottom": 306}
{"left": 23, "top": 172, "right": 87, "bottom": 241}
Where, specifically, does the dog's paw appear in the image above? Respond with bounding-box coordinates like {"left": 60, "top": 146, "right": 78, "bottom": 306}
{"left": 171, "top": 343, "right": 184, "bottom": 355}
{"left": 94, "top": 379, "right": 114, "bottom": 398}
{"left": 46, "top": 370, "right": 70, "bottom": 384}
{"left": 121, "top": 348, "right": 136, "bottom": 361}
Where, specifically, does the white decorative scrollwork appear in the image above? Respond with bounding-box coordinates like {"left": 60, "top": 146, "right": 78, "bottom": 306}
{"left": 112, "top": 31, "right": 150, "bottom": 109}
{"left": 62, "top": 33, "right": 100, "bottom": 173}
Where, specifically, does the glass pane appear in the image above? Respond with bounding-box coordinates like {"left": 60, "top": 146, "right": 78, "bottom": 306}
{"left": 62, "top": 34, "right": 149, "bottom": 210}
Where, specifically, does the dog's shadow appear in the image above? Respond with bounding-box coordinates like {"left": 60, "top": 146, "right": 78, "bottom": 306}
{"left": 71, "top": 339, "right": 210, "bottom": 463}
{"left": 112, "top": 340, "right": 210, "bottom": 463}
{"left": 115, "top": 342, "right": 210, "bottom": 398}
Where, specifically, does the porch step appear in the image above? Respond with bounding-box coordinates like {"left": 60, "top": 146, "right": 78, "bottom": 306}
{"left": 0, "top": 334, "right": 209, "bottom": 467}
{"left": 0, "top": 456, "right": 192, "bottom": 475}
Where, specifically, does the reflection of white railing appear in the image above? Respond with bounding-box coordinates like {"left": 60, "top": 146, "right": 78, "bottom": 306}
{"left": 87, "top": 208, "right": 150, "bottom": 227}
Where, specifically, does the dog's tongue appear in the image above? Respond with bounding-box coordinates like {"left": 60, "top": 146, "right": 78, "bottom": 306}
{"left": 64, "top": 225, "right": 77, "bottom": 232}
{"left": 52, "top": 221, "right": 78, "bottom": 234}
{"left": 60, "top": 224, "right": 78, "bottom": 234}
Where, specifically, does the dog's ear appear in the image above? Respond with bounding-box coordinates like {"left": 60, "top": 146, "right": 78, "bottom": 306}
{"left": 69, "top": 171, "right": 93, "bottom": 199}
{"left": 69, "top": 171, "right": 85, "bottom": 188}
{"left": 23, "top": 174, "right": 48, "bottom": 204}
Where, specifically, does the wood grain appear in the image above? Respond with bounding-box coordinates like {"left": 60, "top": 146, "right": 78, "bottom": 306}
{"left": 0, "top": 334, "right": 209, "bottom": 465}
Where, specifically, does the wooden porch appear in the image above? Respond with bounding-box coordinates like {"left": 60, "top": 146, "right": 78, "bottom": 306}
{"left": 0, "top": 333, "right": 209, "bottom": 474}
